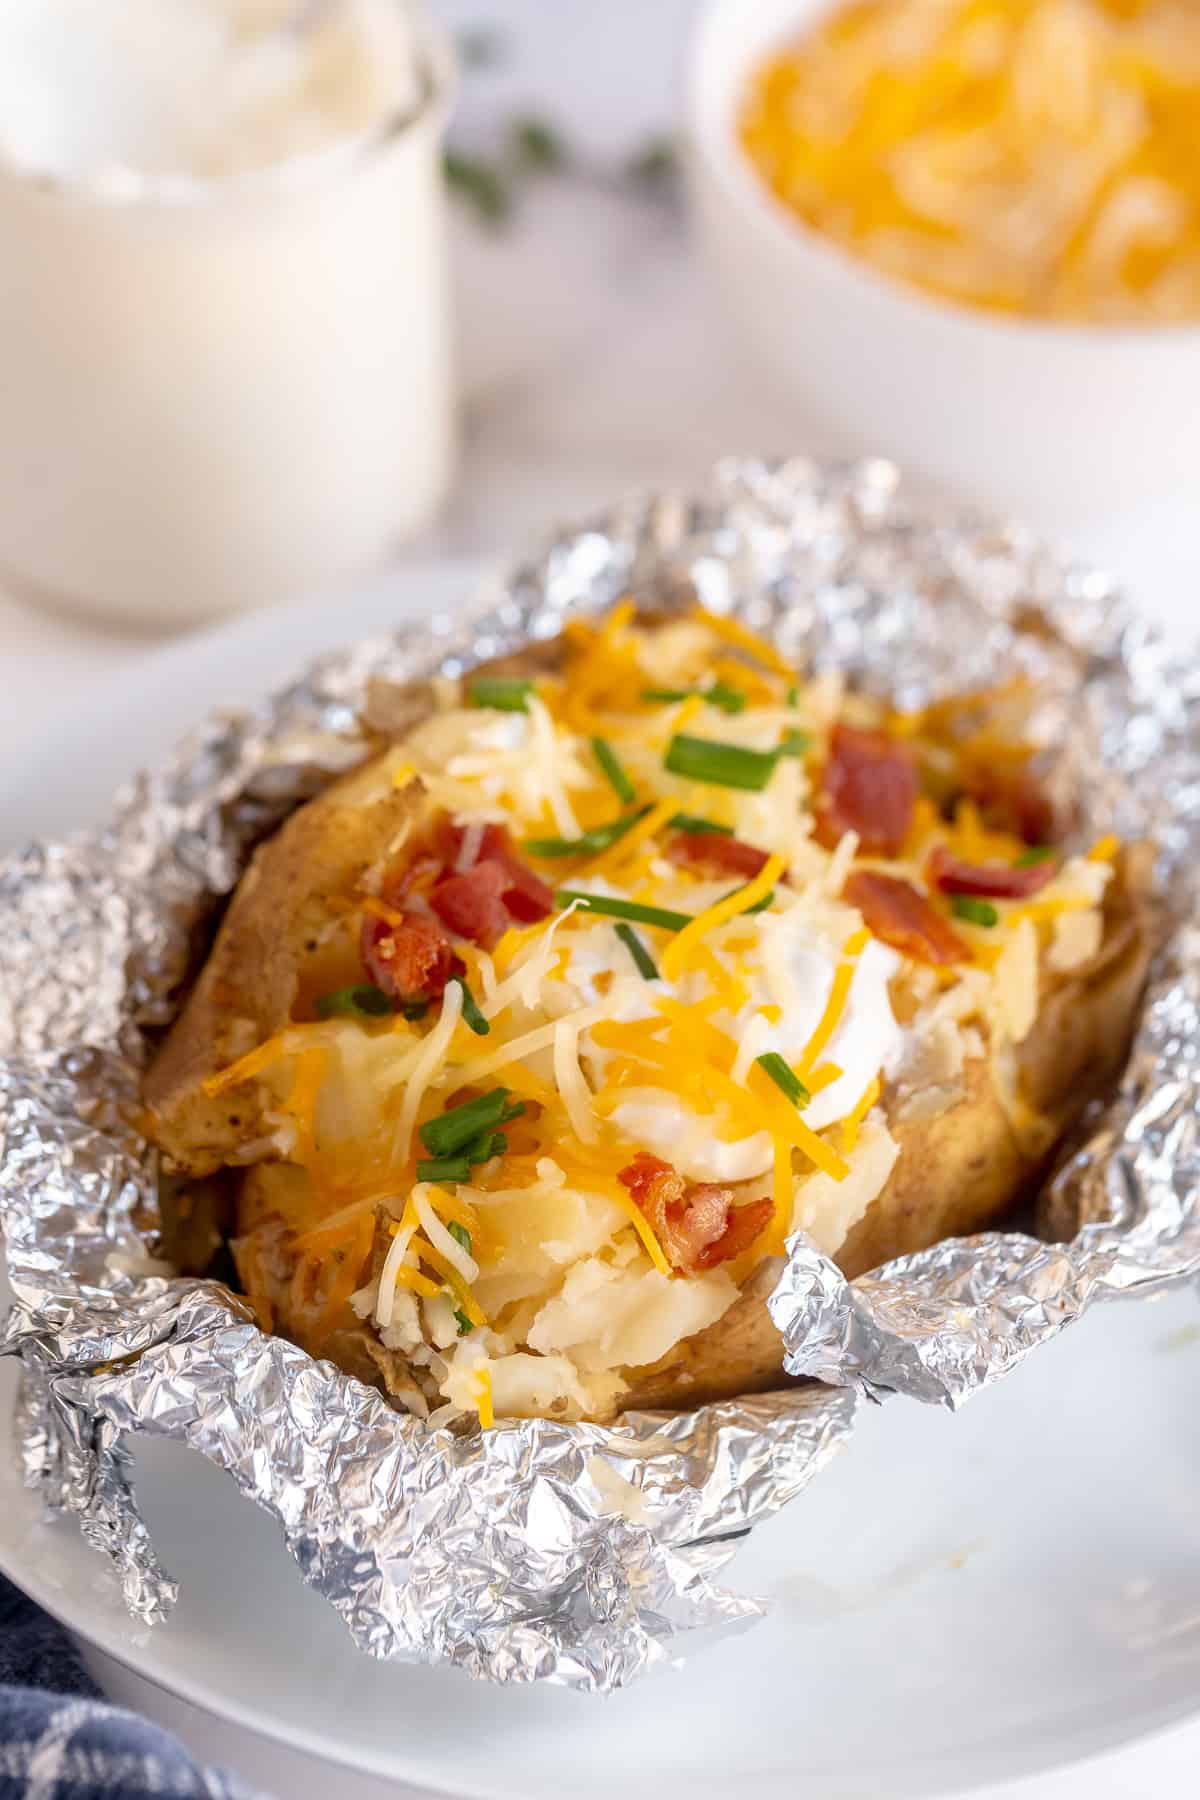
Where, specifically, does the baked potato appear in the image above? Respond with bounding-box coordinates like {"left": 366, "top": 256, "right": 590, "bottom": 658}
{"left": 145, "top": 605, "right": 1150, "bottom": 1424}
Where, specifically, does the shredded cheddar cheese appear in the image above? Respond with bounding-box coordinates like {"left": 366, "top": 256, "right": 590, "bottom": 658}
{"left": 739, "top": 0, "right": 1200, "bottom": 324}
{"left": 841, "top": 1077, "right": 881, "bottom": 1155}
{"left": 474, "top": 1366, "right": 496, "bottom": 1429}
{"left": 661, "top": 853, "right": 787, "bottom": 981}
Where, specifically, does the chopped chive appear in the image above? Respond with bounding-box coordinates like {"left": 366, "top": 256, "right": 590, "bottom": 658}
{"left": 641, "top": 683, "right": 745, "bottom": 714}
{"left": 756, "top": 1052, "right": 810, "bottom": 1108}
{"left": 726, "top": 886, "right": 775, "bottom": 915}
{"left": 1015, "top": 846, "right": 1058, "bottom": 867}
{"left": 401, "top": 999, "right": 429, "bottom": 1022}
{"left": 442, "top": 1127, "right": 509, "bottom": 1171}
{"left": 555, "top": 891, "right": 692, "bottom": 931}
{"left": 419, "top": 1087, "right": 518, "bottom": 1158}
{"left": 452, "top": 977, "right": 490, "bottom": 1036}
{"left": 314, "top": 983, "right": 394, "bottom": 1020}
{"left": 467, "top": 676, "right": 532, "bottom": 713}
{"left": 705, "top": 680, "right": 747, "bottom": 714}
{"left": 443, "top": 149, "right": 511, "bottom": 226}
{"left": 417, "top": 1155, "right": 472, "bottom": 1183}
{"left": 510, "top": 115, "right": 567, "bottom": 172}
{"left": 615, "top": 921, "right": 659, "bottom": 980}
{"left": 591, "top": 736, "right": 636, "bottom": 805}
{"left": 448, "top": 1221, "right": 473, "bottom": 1253}
{"left": 499, "top": 1101, "right": 525, "bottom": 1125}
{"left": 524, "top": 805, "right": 651, "bottom": 859}
{"left": 787, "top": 684, "right": 800, "bottom": 706}
{"left": 952, "top": 896, "right": 999, "bottom": 927}
{"left": 778, "top": 730, "right": 813, "bottom": 757}
{"left": 453, "top": 1305, "right": 473, "bottom": 1335}
{"left": 668, "top": 812, "right": 734, "bottom": 836}
{"left": 664, "top": 734, "right": 779, "bottom": 792}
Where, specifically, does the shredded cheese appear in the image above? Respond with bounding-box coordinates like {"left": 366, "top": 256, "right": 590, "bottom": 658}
{"left": 392, "top": 979, "right": 463, "bottom": 1162}
{"left": 795, "top": 933, "right": 866, "bottom": 1080}
{"left": 841, "top": 1077, "right": 881, "bottom": 1154}
{"left": 414, "top": 1186, "right": 480, "bottom": 1283}
{"left": 474, "top": 1366, "right": 495, "bottom": 1429}
{"left": 694, "top": 606, "right": 793, "bottom": 677}
{"left": 579, "top": 796, "right": 677, "bottom": 877}
{"left": 661, "top": 852, "right": 786, "bottom": 981}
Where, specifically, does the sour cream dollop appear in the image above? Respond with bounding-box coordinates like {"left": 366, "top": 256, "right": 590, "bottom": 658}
{"left": 0, "top": 0, "right": 420, "bottom": 184}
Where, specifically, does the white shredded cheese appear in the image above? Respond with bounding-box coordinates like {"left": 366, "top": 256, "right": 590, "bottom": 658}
{"left": 413, "top": 1185, "right": 480, "bottom": 1284}
{"left": 375, "top": 1223, "right": 418, "bottom": 1331}
{"left": 392, "top": 977, "right": 463, "bottom": 1160}
{"left": 553, "top": 1015, "right": 598, "bottom": 1143}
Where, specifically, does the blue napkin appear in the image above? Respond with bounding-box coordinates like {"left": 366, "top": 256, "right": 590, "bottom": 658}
{"left": 0, "top": 1576, "right": 265, "bottom": 1799}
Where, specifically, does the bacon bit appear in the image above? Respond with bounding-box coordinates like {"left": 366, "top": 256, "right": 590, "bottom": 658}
{"left": 376, "top": 819, "right": 555, "bottom": 957}
{"left": 361, "top": 909, "right": 460, "bottom": 1001}
{"left": 843, "top": 870, "right": 968, "bottom": 966}
{"left": 431, "top": 820, "right": 554, "bottom": 940}
{"left": 814, "top": 724, "right": 916, "bottom": 857}
{"left": 926, "top": 844, "right": 1059, "bottom": 900}
{"left": 666, "top": 831, "right": 772, "bottom": 881}
{"left": 386, "top": 854, "right": 442, "bottom": 902}
{"left": 618, "top": 1153, "right": 773, "bottom": 1274}
{"left": 429, "top": 861, "right": 511, "bottom": 949}
{"left": 962, "top": 762, "right": 1054, "bottom": 846}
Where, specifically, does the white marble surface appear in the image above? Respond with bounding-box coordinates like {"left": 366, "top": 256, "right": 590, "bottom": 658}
{"left": 0, "top": 2, "right": 1197, "bottom": 1794}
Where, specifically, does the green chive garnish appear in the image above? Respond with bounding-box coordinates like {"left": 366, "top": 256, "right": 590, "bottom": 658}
{"left": 778, "top": 730, "right": 813, "bottom": 757}
{"left": 453, "top": 1306, "right": 472, "bottom": 1335}
{"left": 524, "top": 805, "right": 652, "bottom": 859}
{"left": 664, "top": 734, "right": 779, "bottom": 792}
{"left": 706, "top": 681, "right": 747, "bottom": 714}
{"left": 641, "top": 682, "right": 745, "bottom": 714}
{"left": 448, "top": 1221, "right": 473, "bottom": 1253}
{"left": 787, "top": 684, "right": 800, "bottom": 706}
{"left": 952, "top": 896, "right": 999, "bottom": 927}
{"left": 416, "top": 1155, "right": 472, "bottom": 1183}
{"left": 418, "top": 1131, "right": 506, "bottom": 1183}
{"left": 591, "top": 736, "right": 636, "bottom": 805}
{"left": 452, "top": 977, "right": 490, "bottom": 1035}
{"left": 615, "top": 921, "right": 659, "bottom": 980}
{"left": 730, "top": 886, "right": 775, "bottom": 915}
{"left": 467, "top": 677, "right": 532, "bottom": 713}
{"left": 314, "top": 983, "right": 394, "bottom": 1020}
{"left": 401, "top": 999, "right": 429, "bottom": 1022}
{"left": 756, "top": 1052, "right": 810, "bottom": 1108}
{"left": 668, "top": 812, "right": 734, "bottom": 835}
{"left": 1015, "top": 846, "right": 1058, "bottom": 867}
{"left": 419, "top": 1088, "right": 521, "bottom": 1158}
{"left": 555, "top": 891, "right": 692, "bottom": 931}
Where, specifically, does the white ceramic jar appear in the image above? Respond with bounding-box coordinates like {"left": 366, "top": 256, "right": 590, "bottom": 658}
{"left": 0, "top": 1, "right": 456, "bottom": 627}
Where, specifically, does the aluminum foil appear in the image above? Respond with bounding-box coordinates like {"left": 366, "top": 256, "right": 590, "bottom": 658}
{"left": 2, "top": 456, "right": 1199, "bottom": 1691}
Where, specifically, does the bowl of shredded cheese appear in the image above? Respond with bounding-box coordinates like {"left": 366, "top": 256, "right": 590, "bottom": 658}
{"left": 687, "top": 0, "right": 1200, "bottom": 519}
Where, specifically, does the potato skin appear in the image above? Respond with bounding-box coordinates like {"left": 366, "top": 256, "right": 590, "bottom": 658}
{"left": 144, "top": 755, "right": 426, "bottom": 1176}
{"left": 145, "top": 637, "right": 1154, "bottom": 1422}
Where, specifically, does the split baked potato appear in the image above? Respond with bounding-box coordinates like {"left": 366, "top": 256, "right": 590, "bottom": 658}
{"left": 145, "top": 606, "right": 1151, "bottom": 1423}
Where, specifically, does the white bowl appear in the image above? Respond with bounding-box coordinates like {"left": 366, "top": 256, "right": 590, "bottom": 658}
{"left": 686, "top": 0, "right": 1200, "bottom": 524}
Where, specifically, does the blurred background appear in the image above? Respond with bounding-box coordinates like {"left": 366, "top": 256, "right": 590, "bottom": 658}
{"left": 2, "top": 0, "right": 1196, "bottom": 761}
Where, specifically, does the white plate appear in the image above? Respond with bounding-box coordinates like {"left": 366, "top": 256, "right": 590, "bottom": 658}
{"left": 2, "top": 562, "right": 1200, "bottom": 1798}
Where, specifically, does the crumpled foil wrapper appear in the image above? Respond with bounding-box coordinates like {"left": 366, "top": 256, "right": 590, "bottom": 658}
{"left": 2, "top": 457, "right": 1198, "bottom": 1691}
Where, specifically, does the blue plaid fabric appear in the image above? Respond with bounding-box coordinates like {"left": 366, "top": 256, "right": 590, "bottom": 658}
{"left": 0, "top": 1578, "right": 265, "bottom": 1799}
